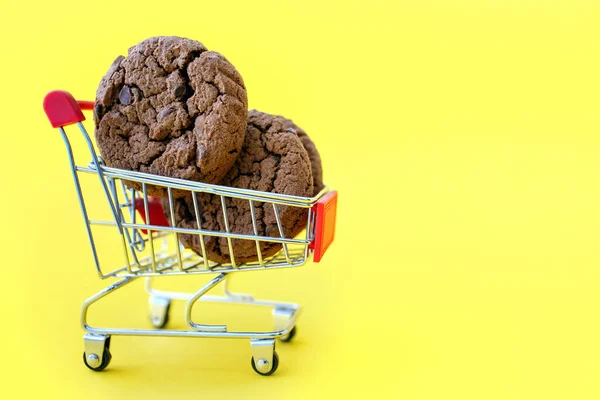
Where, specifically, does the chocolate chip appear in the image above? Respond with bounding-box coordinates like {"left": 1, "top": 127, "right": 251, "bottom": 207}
{"left": 119, "top": 86, "right": 132, "bottom": 105}
{"left": 286, "top": 128, "right": 297, "bottom": 134}
{"left": 159, "top": 107, "right": 175, "bottom": 119}
{"left": 173, "top": 85, "right": 187, "bottom": 98}
{"left": 94, "top": 103, "right": 104, "bottom": 121}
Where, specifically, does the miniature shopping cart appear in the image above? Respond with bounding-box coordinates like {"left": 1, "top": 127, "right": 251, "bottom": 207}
{"left": 43, "top": 90, "right": 338, "bottom": 376}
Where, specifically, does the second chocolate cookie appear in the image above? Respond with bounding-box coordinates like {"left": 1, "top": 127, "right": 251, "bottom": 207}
{"left": 166, "top": 110, "right": 314, "bottom": 264}
{"left": 282, "top": 117, "right": 324, "bottom": 195}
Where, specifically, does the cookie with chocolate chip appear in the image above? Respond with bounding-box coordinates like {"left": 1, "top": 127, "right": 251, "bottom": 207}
{"left": 94, "top": 36, "right": 248, "bottom": 197}
{"left": 166, "top": 110, "right": 314, "bottom": 264}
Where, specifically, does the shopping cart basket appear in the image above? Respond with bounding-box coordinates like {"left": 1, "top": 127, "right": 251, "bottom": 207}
{"left": 43, "top": 90, "right": 338, "bottom": 376}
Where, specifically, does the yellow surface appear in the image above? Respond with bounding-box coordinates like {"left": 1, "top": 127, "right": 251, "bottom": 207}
{"left": 1, "top": 0, "right": 600, "bottom": 398}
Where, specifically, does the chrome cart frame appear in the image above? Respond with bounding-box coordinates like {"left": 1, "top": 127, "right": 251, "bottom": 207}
{"left": 43, "top": 90, "right": 337, "bottom": 376}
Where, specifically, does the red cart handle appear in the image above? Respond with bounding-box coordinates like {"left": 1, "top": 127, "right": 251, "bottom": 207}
{"left": 78, "top": 100, "right": 95, "bottom": 110}
{"left": 310, "top": 190, "right": 338, "bottom": 263}
{"left": 134, "top": 197, "right": 171, "bottom": 234}
{"left": 43, "top": 90, "right": 92, "bottom": 128}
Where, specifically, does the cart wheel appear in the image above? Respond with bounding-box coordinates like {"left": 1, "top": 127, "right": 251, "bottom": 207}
{"left": 251, "top": 352, "right": 279, "bottom": 376}
{"left": 83, "top": 346, "right": 112, "bottom": 372}
{"left": 150, "top": 298, "right": 171, "bottom": 329}
{"left": 280, "top": 326, "right": 297, "bottom": 342}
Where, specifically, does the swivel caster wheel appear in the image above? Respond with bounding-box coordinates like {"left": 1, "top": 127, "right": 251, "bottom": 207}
{"left": 149, "top": 296, "right": 171, "bottom": 329}
{"left": 280, "top": 326, "right": 297, "bottom": 342}
{"left": 273, "top": 307, "right": 298, "bottom": 343}
{"left": 251, "top": 352, "right": 279, "bottom": 376}
{"left": 83, "top": 334, "right": 112, "bottom": 372}
{"left": 250, "top": 338, "right": 279, "bottom": 376}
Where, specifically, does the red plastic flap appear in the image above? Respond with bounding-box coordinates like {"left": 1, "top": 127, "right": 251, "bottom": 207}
{"left": 134, "top": 197, "right": 170, "bottom": 234}
{"left": 310, "top": 190, "right": 338, "bottom": 263}
{"left": 43, "top": 90, "right": 86, "bottom": 128}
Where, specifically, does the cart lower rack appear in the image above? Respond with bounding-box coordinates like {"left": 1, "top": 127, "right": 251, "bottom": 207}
{"left": 43, "top": 90, "right": 338, "bottom": 375}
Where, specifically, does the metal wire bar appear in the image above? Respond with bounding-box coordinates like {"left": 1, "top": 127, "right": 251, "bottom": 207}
{"left": 76, "top": 123, "right": 122, "bottom": 232}
{"left": 304, "top": 207, "right": 314, "bottom": 260}
{"left": 167, "top": 187, "right": 183, "bottom": 271}
{"left": 184, "top": 273, "right": 228, "bottom": 332}
{"left": 272, "top": 204, "right": 291, "bottom": 264}
{"left": 191, "top": 192, "right": 210, "bottom": 268}
{"left": 81, "top": 276, "right": 137, "bottom": 331}
{"left": 146, "top": 276, "right": 300, "bottom": 310}
{"left": 86, "top": 221, "right": 309, "bottom": 244}
{"left": 118, "top": 259, "right": 306, "bottom": 277}
{"left": 109, "top": 177, "right": 141, "bottom": 268}
{"left": 142, "top": 183, "right": 157, "bottom": 273}
{"left": 123, "top": 183, "right": 145, "bottom": 252}
{"left": 220, "top": 195, "right": 237, "bottom": 268}
{"left": 76, "top": 164, "right": 321, "bottom": 207}
{"left": 58, "top": 127, "right": 102, "bottom": 277}
{"left": 249, "top": 199, "right": 264, "bottom": 266}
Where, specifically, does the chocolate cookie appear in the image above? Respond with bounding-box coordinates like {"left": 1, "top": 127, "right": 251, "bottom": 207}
{"left": 282, "top": 118, "right": 323, "bottom": 195}
{"left": 94, "top": 36, "right": 248, "bottom": 197}
{"left": 166, "top": 110, "right": 314, "bottom": 264}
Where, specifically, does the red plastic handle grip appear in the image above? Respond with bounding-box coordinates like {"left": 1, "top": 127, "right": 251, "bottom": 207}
{"left": 77, "top": 100, "right": 94, "bottom": 111}
{"left": 310, "top": 190, "right": 338, "bottom": 263}
{"left": 43, "top": 90, "right": 88, "bottom": 128}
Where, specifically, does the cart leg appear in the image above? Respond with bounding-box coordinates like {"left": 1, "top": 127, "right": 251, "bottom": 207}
{"left": 80, "top": 276, "right": 138, "bottom": 371}
{"left": 81, "top": 276, "right": 138, "bottom": 332}
{"left": 250, "top": 339, "right": 279, "bottom": 376}
{"left": 185, "top": 273, "right": 228, "bottom": 332}
{"left": 83, "top": 333, "right": 112, "bottom": 372}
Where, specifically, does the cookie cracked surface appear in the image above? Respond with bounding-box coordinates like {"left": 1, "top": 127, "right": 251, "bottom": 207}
{"left": 166, "top": 110, "right": 314, "bottom": 264}
{"left": 281, "top": 117, "right": 323, "bottom": 195}
{"left": 94, "top": 36, "right": 248, "bottom": 197}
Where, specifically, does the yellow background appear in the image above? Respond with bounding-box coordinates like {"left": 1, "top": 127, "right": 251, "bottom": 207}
{"left": 1, "top": 0, "right": 600, "bottom": 398}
